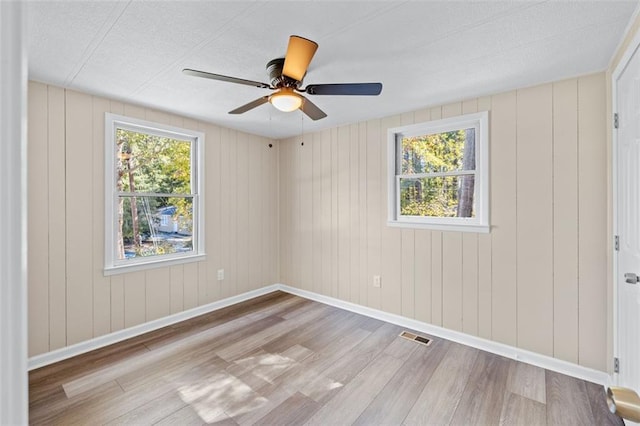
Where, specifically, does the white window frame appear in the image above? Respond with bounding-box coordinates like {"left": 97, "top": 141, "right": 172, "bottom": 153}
{"left": 387, "top": 111, "right": 490, "bottom": 233}
{"left": 104, "top": 113, "right": 205, "bottom": 275}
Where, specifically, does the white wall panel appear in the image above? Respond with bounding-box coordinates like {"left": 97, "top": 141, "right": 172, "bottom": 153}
{"left": 278, "top": 74, "right": 608, "bottom": 371}
{"left": 27, "top": 82, "right": 279, "bottom": 357}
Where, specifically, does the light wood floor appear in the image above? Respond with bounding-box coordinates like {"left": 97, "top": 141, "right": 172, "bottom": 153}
{"left": 29, "top": 291, "right": 622, "bottom": 425}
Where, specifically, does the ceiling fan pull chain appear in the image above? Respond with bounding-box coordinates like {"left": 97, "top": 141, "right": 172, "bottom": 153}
{"left": 300, "top": 111, "right": 305, "bottom": 146}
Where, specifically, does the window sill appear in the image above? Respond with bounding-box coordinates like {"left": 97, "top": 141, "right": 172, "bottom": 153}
{"left": 387, "top": 221, "right": 490, "bottom": 233}
{"left": 104, "top": 253, "right": 206, "bottom": 276}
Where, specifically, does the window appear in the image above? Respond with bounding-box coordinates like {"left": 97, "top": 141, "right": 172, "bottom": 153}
{"left": 387, "top": 111, "right": 489, "bottom": 232}
{"left": 104, "top": 113, "right": 205, "bottom": 275}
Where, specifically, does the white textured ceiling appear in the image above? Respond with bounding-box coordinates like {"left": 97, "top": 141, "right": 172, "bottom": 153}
{"left": 28, "top": 1, "right": 638, "bottom": 139}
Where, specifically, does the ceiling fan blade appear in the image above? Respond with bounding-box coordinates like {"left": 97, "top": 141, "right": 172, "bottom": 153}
{"left": 183, "top": 68, "right": 270, "bottom": 89}
{"left": 229, "top": 96, "right": 269, "bottom": 114}
{"left": 299, "top": 96, "right": 327, "bottom": 121}
{"left": 305, "top": 83, "right": 383, "bottom": 96}
{"left": 282, "top": 35, "right": 318, "bottom": 82}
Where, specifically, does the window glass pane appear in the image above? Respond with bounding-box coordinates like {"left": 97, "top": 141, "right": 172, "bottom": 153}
{"left": 116, "top": 128, "right": 192, "bottom": 194}
{"left": 400, "top": 128, "right": 475, "bottom": 174}
{"left": 399, "top": 175, "right": 475, "bottom": 218}
{"left": 117, "top": 196, "right": 193, "bottom": 260}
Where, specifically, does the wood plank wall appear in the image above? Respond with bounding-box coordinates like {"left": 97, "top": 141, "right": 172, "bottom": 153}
{"left": 27, "top": 82, "right": 279, "bottom": 357}
{"left": 279, "top": 73, "right": 608, "bottom": 372}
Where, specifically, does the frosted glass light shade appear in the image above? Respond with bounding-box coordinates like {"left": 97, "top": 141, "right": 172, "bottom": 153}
{"left": 269, "top": 88, "right": 302, "bottom": 112}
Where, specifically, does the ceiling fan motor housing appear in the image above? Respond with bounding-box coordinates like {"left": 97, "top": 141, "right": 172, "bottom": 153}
{"left": 266, "top": 58, "right": 300, "bottom": 88}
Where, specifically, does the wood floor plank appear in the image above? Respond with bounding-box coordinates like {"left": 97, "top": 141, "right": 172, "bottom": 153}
{"left": 29, "top": 293, "right": 615, "bottom": 426}
{"left": 324, "top": 323, "right": 403, "bottom": 385}
{"left": 105, "top": 388, "right": 186, "bottom": 425}
{"left": 154, "top": 405, "right": 208, "bottom": 426}
{"left": 449, "top": 351, "right": 512, "bottom": 425}
{"left": 215, "top": 303, "right": 331, "bottom": 361}
{"left": 353, "top": 338, "right": 450, "bottom": 425}
{"left": 30, "top": 380, "right": 124, "bottom": 425}
{"left": 116, "top": 318, "right": 277, "bottom": 392}
{"left": 507, "top": 361, "right": 547, "bottom": 404}
{"left": 260, "top": 307, "right": 349, "bottom": 354}
{"left": 499, "top": 392, "right": 546, "bottom": 426}
{"left": 403, "top": 343, "right": 478, "bottom": 426}
{"left": 288, "top": 328, "right": 373, "bottom": 402}
{"left": 584, "top": 381, "right": 624, "bottom": 426}
{"left": 64, "top": 313, "right": 284, "bottom": 397}
{"left": 304, "top": 353, "right": 408, "bottom": 425}
{"left": 546, "top": 370, "right": 594, "bottom": 425}
{"left": 254, "top": 392, "right": 321, "bottom": 426}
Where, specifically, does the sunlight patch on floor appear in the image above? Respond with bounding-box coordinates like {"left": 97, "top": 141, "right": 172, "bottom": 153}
{"left": 178, "top": 371, "right": 267, "bottom": 423}
{"left": 234, "top": 352, "right": 297, "bottom": 384}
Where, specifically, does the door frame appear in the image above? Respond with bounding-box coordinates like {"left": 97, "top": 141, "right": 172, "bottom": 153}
{"left": 611, "top": 27, "right": 640, "bottom": 385}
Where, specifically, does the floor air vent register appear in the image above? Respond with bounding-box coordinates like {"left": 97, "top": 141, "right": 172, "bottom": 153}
{"left": 399, "top": 331, "right": 432, "bottom": 346}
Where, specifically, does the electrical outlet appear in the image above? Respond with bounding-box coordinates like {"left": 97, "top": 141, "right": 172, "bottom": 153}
{"left": 373, "top": 275, "right": 381, "bottom": 288}
{"left": 217, "top": 269, "right": 224, "bottom": 281}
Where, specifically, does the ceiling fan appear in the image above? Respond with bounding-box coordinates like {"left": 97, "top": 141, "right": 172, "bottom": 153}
{"left": 183, "top": 35, "right": 382, "bottom": 121}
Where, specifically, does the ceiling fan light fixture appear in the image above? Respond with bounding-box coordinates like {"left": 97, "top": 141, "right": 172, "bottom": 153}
{"left": 269, "top": 88, "right": 302, "bottom": 112}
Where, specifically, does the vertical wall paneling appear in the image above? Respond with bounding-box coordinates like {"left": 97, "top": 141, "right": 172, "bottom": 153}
{"left": 110, "top": 275, "right": 124, "bottom": 332}
{"left": 203, "top": 123, "right": 221, "bottom": 300}
{"left": 48, "top": 86, "right": 67, "bottom": 349}
{"left": 28, "top": 82, "right": 49, "bottom": 356}
{"left": 123, "top": 271, "right": 146, "bottom": 328}
{"left": 312, "top": 133, "right": 323, "bottom": 294}
{"left": 349, "top": 124, "right": 360, "bottom": 304}
{"left": 248, "top": 135, "right": 263, "bottom": 292}
{"left": 442, "top": 232, "right": 463, "bottom": 331}
{"left": 269, "top": 140, "right": 279, "bottom": 285}
{"left": 577, "top": 74, "right": 607, "bottom": 370}
{"left": 366, "top": 120, "right": 382, "bottom": 309}
{"left": 380, "top": 115, "right": 402, "bottom": 316}
{"left": 337, "top": 125, "right": 351, "bottom": 300}
{"left": 490, "top": 91, "right": 518, "bottom": 346}
{"left": 169, "top": 265, "right": 184, "bottom": 314}
{"left": 65, "top": 90, "right": 94, "bottom": 345}
{"left": 516, "top": 84, "right": 554, "bottom": 356}
{"left": 552, "top": 79, "right": 579, "bottom": 363}
{"left": 28, "top": 82, "right": 279, "bottom": 356}
{"left": 462, "top": 233, "right": 479, "bottom": 335}
{"left": 145, "top": 267, "right": 170, "bottom": 321}
{"left": 28, "top": 75, "right": 609, "bottom": 374}
{"left": 331, "top": 128, "right": 339, "bottom": 298}
{"left": 358, "top": 122, "right": 368, "bottom": 306}
{"left": 300, "top": 133, "right": 313, "bottom": 292}
{"left": 414, "top": 230, "right": 432, "bottom": 324}
{"left": 401, "top": 229, "right": 415, "bottom": 319}
{"left": 277, "top": 75, "right": 607, "bottom": 372}
{"left": 223, "top": 128, "right": 238, "bottom": 297}
{"left": 236, "top": 132, "right": 250, "bottom": 295}
{"left": 291, "top": 135, "right": 301, "bottom": 290}
{"left": 261, "top": 139, "right": 271, "bottom": 288}
{"left": 477, "top": 96, "right": 493, "bottom": 340}
{"left": 321, "top": 129, "right": 332, "bottom": 297}
{"left": 92, "top": 96, "right": 111, "bottom": 338}
{"left": 28, "top": 83, "right": 279, "bottom": 356}
{"left": 281, "top": 138, "right": 292, "bottom": 285}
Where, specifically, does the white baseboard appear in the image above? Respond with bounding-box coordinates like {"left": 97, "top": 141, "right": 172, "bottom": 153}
{"left": 29, "top": 282, "right": 611, "bottom": 387}
{"left": 28, "top": 284, "right": 280, "bottom": 371}
{"left": 276, "top": 284, "right": 611, "bottom": 386}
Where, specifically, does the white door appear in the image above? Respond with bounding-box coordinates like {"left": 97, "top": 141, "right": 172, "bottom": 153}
{"left": 616, "top": 41, "right": 640, "bottom": 399}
